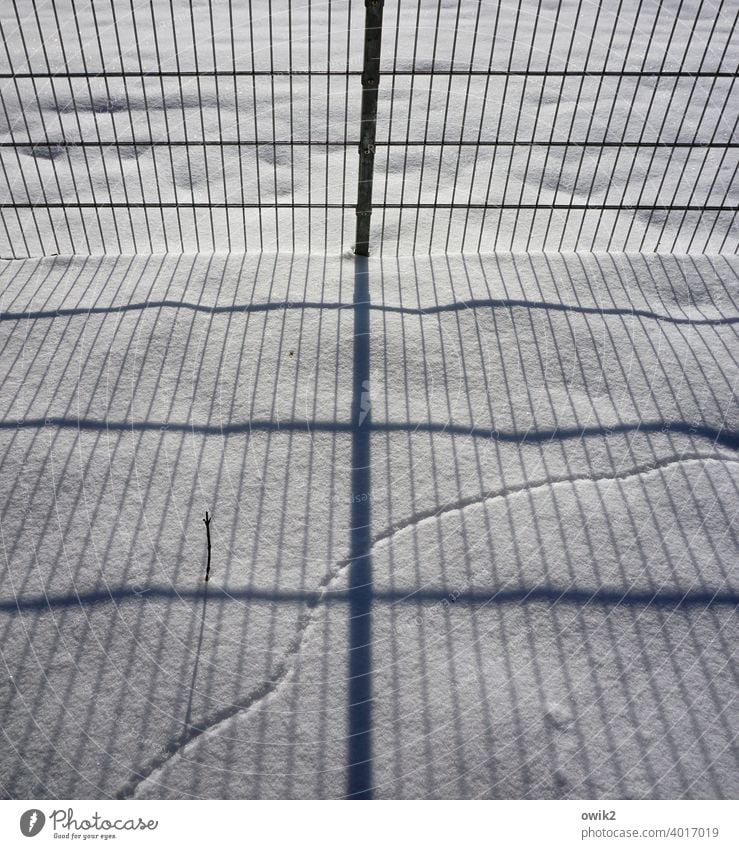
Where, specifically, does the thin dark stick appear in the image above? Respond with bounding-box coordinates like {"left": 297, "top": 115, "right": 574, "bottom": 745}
{"left": 203, "top": 510, "right": 212, "bottom": 582}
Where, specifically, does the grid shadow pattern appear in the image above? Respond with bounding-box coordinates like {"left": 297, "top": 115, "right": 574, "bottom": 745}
{"left": 0, "top": 253, "right": 737, "bottom": 798}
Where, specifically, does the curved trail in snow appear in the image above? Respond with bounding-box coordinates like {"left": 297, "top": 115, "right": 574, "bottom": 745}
{"left": 117, "top": 454, "right": 739, "bottom": 799}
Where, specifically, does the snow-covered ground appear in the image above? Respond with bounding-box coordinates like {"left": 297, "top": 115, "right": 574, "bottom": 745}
{"left": 0, "top": 252, "right": 737, "bottom": 798}
{"left": 0, "top": 0, "right": 737, "bottom": 803}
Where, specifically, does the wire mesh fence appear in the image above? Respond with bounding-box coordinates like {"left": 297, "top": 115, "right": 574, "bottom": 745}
{"left": 0, "top": 0, "right": 736, "bottom": 257}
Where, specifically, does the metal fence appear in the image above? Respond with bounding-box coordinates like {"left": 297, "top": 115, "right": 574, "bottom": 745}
{"left": 0, "top": 0, "right": 737, "bottom": 257}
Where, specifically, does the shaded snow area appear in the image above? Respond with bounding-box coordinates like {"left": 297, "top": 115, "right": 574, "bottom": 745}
{"left": 1, "top": 251, "right": 737, "bottom": 799}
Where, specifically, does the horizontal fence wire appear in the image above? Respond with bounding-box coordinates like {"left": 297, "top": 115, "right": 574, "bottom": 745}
{"left": 0, "top": 0, "right": 737, "bottom": 256}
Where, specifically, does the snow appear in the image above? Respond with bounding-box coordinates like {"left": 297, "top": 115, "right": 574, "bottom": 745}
{"left": 0, "top": 0, "right": 737, "bottom": 803}
{"left": 0, "top": 252, "right": 737, "bottom": 798}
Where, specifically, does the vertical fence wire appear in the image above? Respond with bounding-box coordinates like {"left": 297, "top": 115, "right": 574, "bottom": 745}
{"left": 667, "top": 8, "right": 739, "bottom": 253}
{"left": 410, "top": 0, "right": 442, "bottom": 255}
{"left": 0, "top": 6, "right": 62, "bottom": 255}
{"left": 395, "top": 0, "right": 423, "bottom": 255}
{"left": 458, "top": 0, "right": 501, "bottom": 254}
{"left": 480, "top": 0, "right": 525, "bottom": 252}
{"left": 623, "top": 0, "right": 723, "bottom": 252}
{"left": 167, "top": 0, "right": 199, "bottom": 252}
{"left": 24, "top": 0, "right": 94, "bottom": 254}
{"left": 13, "top": 0, "right": 78, "bottom": 253}
{"left": 0, "top": 16, "right": 45, "bottom": 255}
{"left": 513, "top": 0, "right": 562, "bottom": 252}
{"left": 152, "top": 0, "right": 185, "bottom": 251}
{"left": 247, "top": 0, "right": 264, "bottom": 252}
{"left": 0, "top": 0, "right": 735, "bottom": 257}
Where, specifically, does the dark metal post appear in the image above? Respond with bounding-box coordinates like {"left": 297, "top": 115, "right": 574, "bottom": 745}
{"left": 354, "top": 0, "right": 384, "bottom": 256}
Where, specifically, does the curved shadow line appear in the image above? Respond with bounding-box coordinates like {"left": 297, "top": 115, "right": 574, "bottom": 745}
{"left": 0, "top": 585, "right": 310, "bottom": 611}
{"left": 3, "top": 417, "right": 737, "bottom": 450}
{"left": 2, "top": 296, "right": 736, "bottom": 326}
{"left": 1, "top": 584, "right": 736, "bottom": 614}
{"left": 376, "top": 587, "right": 739, "bottom": 607}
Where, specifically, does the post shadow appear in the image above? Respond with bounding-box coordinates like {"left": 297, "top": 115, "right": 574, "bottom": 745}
{"left": 347, "top": 254, "right": 373, "bottom": 799}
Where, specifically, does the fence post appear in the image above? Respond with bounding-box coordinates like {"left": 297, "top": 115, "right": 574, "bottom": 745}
{"left": 354, "top": 0, "right": 384, "bottom": 257}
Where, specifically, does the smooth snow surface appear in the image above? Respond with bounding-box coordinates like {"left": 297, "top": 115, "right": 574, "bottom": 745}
{"left": 1, "top": 252, "right": 737, "bottom": 798}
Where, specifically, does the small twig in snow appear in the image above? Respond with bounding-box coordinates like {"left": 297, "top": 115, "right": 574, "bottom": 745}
{"left": 203, "top": 511, "right": 212, "bottom": 582}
